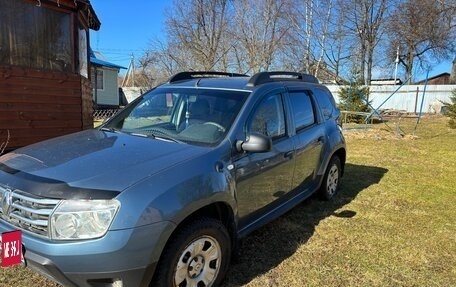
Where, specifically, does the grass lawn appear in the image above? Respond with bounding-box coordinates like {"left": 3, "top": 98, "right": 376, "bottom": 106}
{"left": 1, "top": 116, "right": 455, "bottom": 286}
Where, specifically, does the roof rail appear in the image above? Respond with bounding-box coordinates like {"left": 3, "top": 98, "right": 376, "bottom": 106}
{"left": 168, "top": 71, "right": 249, "bottom": 83}
{"left": 247, "top": 71, "right": 319, "bottom": 87}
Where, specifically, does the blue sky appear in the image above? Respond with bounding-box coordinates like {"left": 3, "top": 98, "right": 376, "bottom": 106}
{"left": 89, "top": 0, "right": 171, "bottom": 71}
{"left": 89, "top": 0, "right": 453, "bottom": 81}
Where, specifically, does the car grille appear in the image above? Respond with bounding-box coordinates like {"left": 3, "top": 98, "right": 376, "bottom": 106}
{"left": 0, "top": 185, "right": 60, "bottom": 237}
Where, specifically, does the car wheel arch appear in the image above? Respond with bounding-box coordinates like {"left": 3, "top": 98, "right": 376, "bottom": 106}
{"left": 159, "top": 201, "right": 237, "bottom": 258}
{"left": 318, "top": 147, "right": 346, "bottom": 177}
{"left": 333, "top": 148, "right": 346, "bottom": 176}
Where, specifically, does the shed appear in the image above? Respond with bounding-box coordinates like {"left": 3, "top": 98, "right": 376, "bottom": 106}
{"left": 415, "top": 73, "right": 451, "bottom": 85}
{"left": 0, "top": 0, "right": 100, "bottom": 150}
{"left": 90, "top": 49, "right": 127, "bottom": 108}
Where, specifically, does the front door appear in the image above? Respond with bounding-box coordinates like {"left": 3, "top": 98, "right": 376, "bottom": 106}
{"left": 234, "top": 93, "right": 295, "bottom": 230}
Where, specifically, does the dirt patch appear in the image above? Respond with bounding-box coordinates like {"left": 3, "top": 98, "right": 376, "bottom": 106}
{"left": 343, "top": 125, "right": 418, "bottom": 140}
{"left": 342, "top": 114, "right": 450, "bottom": 140}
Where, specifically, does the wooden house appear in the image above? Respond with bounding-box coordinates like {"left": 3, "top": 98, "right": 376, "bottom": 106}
{"left": 0, "top": 0, "right": 100, "bottom": 150}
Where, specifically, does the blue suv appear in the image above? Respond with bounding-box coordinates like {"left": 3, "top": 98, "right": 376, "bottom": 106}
{"left": 0, "top": 71, "right": 346, "bottom": 287}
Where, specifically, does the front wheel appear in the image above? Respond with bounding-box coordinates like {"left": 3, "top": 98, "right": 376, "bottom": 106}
{"left": 151, "top": 217, "right": 231, "bottom": 287}
{"left": 319, "top": 156, "right": 342, "bottom": 200}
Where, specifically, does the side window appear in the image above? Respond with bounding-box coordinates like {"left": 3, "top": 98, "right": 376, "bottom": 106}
{"left": 289, "top": 92, "right": 315, "bottom": 131}
{"left": 313, "top": 88, "right": 336, "bottom": 120}
{"left": 249, "top": 94, "right": 286, "bottom": 139}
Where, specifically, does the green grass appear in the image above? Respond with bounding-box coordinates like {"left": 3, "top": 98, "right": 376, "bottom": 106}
{"left": 1, "top": 116, "right": 455, "bottom": 286}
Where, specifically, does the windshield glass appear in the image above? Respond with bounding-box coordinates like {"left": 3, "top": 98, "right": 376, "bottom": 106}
{"left": 102, "top": 87, "right": 249, "bottom": 145}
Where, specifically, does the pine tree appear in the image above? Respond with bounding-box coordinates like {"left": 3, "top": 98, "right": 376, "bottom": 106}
{"left": 443, "top": 89, "right": 456, "bottom": 129}
{"left": 338, "top": 81, "right": 371, "bottom": 123}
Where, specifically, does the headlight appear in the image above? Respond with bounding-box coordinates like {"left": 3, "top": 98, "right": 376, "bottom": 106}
{"left": 49, "top": 199, "right": 120, "bottom": 240}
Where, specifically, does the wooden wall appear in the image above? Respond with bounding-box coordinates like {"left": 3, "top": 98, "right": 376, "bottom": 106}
{"left": 81, "top": 76, "right": 94, "bottom": 130}
{"left": 0, "top": 66, "right": 92, "bottom": 149}
{"left": 426, "top": 75, "right": 451, "bottom": 85}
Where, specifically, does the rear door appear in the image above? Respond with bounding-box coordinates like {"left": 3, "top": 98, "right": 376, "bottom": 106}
{"left": 286, "top": 90, "right": 326, "bottom": 192}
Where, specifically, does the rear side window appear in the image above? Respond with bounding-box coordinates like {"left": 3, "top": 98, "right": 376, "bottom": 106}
{"left": 313, "top": 88, "right": 336, "bottom": 120}
{"left": 289, "top": 92, "right": 315, "bottom": 131}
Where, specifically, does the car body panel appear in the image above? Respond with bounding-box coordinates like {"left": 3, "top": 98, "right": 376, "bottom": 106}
{"left": 0, "top": 130, "right": 208, "bottom": 197}
{"left": 0, "top": 219, "right": 174, "bottom": 287}
{"left": 234, "top": 135, "right": 295, "bottom": 228}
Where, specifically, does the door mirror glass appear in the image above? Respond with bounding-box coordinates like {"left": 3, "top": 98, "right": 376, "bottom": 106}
{"left": 236, "top": 132, "right": 272, "bottom": 153}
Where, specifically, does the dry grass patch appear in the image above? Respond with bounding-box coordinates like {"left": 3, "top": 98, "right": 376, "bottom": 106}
{"left": 223, "top": 116, "right": 455, "bottom": 287}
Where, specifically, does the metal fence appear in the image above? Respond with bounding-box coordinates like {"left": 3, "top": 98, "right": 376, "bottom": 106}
{"left": 93, "top": 109, "right": 122, "bottom": 121}
{"left": 327, "top": 84, "right": 456, "bottom": 114}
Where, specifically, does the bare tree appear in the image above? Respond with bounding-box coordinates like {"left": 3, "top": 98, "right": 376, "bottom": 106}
{"left": 139, "top": 0, "right": 455, "bottom": 85}
{"left": 344, "top": 0, "right": 389, "bottom": 84}
{"left": 387, "top": 0, "right": 456, "bottom": 82}
{"left": 304, "top": 0, "right": 314, "bottom": 73}
{"left": 165, "top": 0, "right": 231, "bottom": 70}
{"left": 313, "top": 0, "right": 335, "bottom": 78}
{"left": 283, "top": 0, "right": 349, "bottom": 82}
{"left": 233, "top": 0, "right": 291, "bottom": 73}
{"left": 139, "top": 39, "right": 187, "bottom": 81}
{"left": 324, "top": 0, "right": 354, "bottom": 82}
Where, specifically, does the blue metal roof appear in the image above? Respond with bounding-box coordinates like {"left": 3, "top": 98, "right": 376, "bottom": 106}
{"left": 89, "top": 49, "right": 127, "bottom": 70}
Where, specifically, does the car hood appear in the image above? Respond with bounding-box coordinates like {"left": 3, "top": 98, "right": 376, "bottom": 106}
{"left": 0, "top": 130, "right": 207, "bottom": 197}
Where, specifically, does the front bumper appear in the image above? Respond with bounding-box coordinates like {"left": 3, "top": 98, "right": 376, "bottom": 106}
{"left": 0, "top": 220, "right": 175, "bottom": 287}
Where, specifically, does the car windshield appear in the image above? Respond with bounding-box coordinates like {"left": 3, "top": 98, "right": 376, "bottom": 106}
{"left": 102, "top": 87, "right": 249, "bottom": 146}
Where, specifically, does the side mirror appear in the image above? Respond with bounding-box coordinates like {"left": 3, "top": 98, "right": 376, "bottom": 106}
{"left": 236, "top": 132, "right": 272, "bottom": 153}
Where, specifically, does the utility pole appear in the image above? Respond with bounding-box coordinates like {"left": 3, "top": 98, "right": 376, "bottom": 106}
{"left": 122, "top": 53, "right": 135, "bottom": 87}
{"left": 130, "top": 53, "right": 135, "bottom": 87}
{"left": 394, "top": 47, "right": 399, "bottom": 85}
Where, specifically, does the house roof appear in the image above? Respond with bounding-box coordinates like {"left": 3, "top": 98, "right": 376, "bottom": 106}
{"left": 371, "top": 78, "right": 403, "bottom": 85}
{"left": 415, "top": 73, "right": 450, "bottom": 84}
{"left": 81, "top": 0, "right": 101, "bottom": 30}
{"left": 308, "top": 64, "right": 347, "bottom": 85}
{"left": 90, "top": 49, "right": 127, "bottom": 70}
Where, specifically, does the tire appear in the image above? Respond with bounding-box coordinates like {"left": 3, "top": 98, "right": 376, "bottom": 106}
{"left": 151, "top": 217, "right": 231, "bottom": 287}
{"left": 319, "top": 156, "right": 341, "bottom": 200}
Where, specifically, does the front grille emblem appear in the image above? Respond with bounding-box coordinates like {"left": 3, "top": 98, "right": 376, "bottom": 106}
{"left": 0, "top": 187, "right": 13, "bottom": 216}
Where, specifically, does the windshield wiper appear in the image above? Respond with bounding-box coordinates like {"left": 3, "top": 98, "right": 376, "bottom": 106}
{"left": 100, "top": 127, "right": 121, "bottom": 133}
{"left": 126, "top": 130, "right": 181, "bottom": 143}
{"left": 152, "top": 134, "right": 183, "bottom": 143}
{"left": 130, "top": 132, "right": 149, "bottom": 138}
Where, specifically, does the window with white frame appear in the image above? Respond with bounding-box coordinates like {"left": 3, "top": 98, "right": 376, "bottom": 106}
{"left": 91, "top": 68, "right": 104, "bottom": 90}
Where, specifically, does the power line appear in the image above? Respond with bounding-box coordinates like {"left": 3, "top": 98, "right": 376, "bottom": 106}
{"left": 93, "top": 48, "right": 145, "bottom": 52}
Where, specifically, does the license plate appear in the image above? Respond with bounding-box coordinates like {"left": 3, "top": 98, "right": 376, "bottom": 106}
{"left": 1, "top": 230, "right": 24, "bottom": 267}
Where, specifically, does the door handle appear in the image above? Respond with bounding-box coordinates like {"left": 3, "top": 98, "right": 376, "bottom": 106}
{"left": 284, "top": 151, "right": 294, "bottom": 159}
{"left": 256, "top": 159, "right": 270, "bottom": 169}
{"left": 312, "top": 136, "right": 325, "bottom": 146}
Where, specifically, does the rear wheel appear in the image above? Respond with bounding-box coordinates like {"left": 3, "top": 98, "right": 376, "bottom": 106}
{"left": 319, "top": 156, "right": 341, "bottom": 200}
{"left": 151, "top": 217, "right": 231, "bottom": 287}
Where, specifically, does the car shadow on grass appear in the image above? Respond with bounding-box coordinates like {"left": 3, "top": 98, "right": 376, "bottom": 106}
{"left": 222, "top": 163, "right": 388, "bottom": 286}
